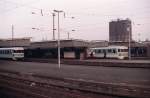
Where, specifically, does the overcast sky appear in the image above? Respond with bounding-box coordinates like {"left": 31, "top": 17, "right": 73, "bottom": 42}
{"left": 0, "top": 0, "right": 150, "bottom": 41}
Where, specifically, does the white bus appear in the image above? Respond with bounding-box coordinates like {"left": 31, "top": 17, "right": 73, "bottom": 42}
{"left": 0, "top": 47, "right": 24, "bottom": 60}
{"left": 87, "top": 46, "right": 128, "bottom": 59}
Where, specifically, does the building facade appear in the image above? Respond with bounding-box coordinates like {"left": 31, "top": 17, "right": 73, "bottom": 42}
{"left": 109, "top": 19, "right": 132, "bottom": 42}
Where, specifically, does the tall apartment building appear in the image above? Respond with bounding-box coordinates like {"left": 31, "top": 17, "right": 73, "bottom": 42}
{"left": 109, "top": 19, "right": 132, "bottom": 42}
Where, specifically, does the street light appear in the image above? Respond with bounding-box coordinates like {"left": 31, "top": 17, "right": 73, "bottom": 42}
{"left": 53, "top": 10, "right": 63, "bottom": 68}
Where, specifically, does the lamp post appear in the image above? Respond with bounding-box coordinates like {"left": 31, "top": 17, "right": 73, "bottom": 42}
{"left": 54, "top": 10, "right": 63, "bottom": 68}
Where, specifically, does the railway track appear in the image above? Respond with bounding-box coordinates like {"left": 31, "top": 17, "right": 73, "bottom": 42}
{"left": 0, "top": 71, "right": 114, "bottom": 98}
{"left": 0, "top": 69, "right": 149, "bottom": 98}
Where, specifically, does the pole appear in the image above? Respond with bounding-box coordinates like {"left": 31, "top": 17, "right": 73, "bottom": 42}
{"left": 57, "top": 12, "right": 61, "bottom": 68}
{"left": 128, "top": 27, "right": 131, "bottom": 60}
{"left": 54, "top": 10, "right": 63, "bottom": 68}
{"left": 52, "top": 13, "right": 55, "bottom": 40}
{"left": 67, "top": 32, "right": 70, "bottom": 39}
{"left": 12, "top": 25, "right": 14, "bottom": 47}
{"left": 12, "top": 25, "right": 14, "bottom": 40}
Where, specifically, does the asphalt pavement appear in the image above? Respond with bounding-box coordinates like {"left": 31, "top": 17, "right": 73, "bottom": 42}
{"left": 0, "top": 60, "right": 150, "bottom": 87}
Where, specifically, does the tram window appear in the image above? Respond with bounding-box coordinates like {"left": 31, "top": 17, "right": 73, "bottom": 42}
{"left": 102, "top": 49, "right": 106, "bottom": 53}
{"left": 108, "top": 49, "right": 112, "bottom": 53}
{"left": 118, "top": 49, "right": 121, "bottom": 52}
{"left": 120, "top": 49, "right": 123, "bottom": 52}
{"left": 14, "top": 50, "right": 24, "bottom": 53}
{"left": 6, "top": 50, "right": 10, "bottom": 54}
{"left": 95, "top": 49, "right": 98, "bottom": 53}
{"left": 120, "top": 49, "right": 127, "bottom": 52}
{"left": 113, "top": 49, "right": 116, "bottom": 53}
{"left": 0, "top": 50, "right": 5, "bottom": 54}
{"left": 8, "top": 50, "right": 11, "bottom": 54}
{"left": 94, "top": 50, "right": 98, "bottom": 53}
{"left": 1, "top": 51, "right": 3, "bottom": 54}
{"left": 122, "top": 49, "right": 125, "bottom": 52}
{"left": 96, "top": 49, "right": 100, "bottom": 53}
{"left": 98, "top": 50, "right": 101, "bottom": 53}
{"left": 1, "top": 50, "right": 3, "bottom": 54}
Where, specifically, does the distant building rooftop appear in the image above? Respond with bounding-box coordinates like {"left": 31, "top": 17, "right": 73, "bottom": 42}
{"left": 29, "top": 39, "right": 89, "bottom": 49}
{"left": 0, "top": 38, "right": 31, "bottom": 47}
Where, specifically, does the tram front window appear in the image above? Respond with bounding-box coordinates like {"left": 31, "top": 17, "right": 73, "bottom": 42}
{"left": 14, "top": 50, "right": 24, "bottom": 53}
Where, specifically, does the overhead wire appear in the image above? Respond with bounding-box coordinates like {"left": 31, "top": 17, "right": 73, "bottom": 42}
{"left": 0, "top": 0, "right": 44, "bottom": 14}
{"left": 0, "top": 0, "right": 150, "bottom": 38}
{"left": 0, "top": 0, "right": 150, "bottom": 18}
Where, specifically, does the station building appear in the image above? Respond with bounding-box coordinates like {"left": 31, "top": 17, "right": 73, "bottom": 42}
{"left": 25, "top": 39, "right": 89, "bottom": 59}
